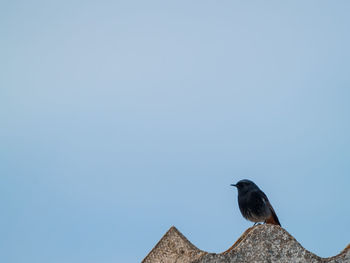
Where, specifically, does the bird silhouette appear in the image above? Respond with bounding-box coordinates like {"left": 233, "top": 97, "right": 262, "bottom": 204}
{"left": 231, "top": 179, "right": 281, "bottom": 226}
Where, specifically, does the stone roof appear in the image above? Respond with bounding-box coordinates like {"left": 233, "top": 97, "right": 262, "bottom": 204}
{"left": 142, "top": 224, "right": 350, "bottom": 263}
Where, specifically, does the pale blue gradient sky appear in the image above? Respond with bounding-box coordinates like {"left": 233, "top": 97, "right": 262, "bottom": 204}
{"left": 1, "top": 1, "right": 350, "bottom": 262}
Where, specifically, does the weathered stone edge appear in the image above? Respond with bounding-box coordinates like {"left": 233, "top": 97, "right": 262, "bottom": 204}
{"left": 142, "top": 225, "right": 350, "bottom": 262}
{"left": 222, "top": 225, "right": 350, "bottom": 261}
{"left": 141, "top": 226, "right": 208, "bottom": 263}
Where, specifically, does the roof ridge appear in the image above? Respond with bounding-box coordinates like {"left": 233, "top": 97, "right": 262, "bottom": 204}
{"left": 143, "top": 224, "right": 350, "bottom": 263}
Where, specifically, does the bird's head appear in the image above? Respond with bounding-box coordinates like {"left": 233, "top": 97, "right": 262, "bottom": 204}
{"left": 231, "top": 179, "right": 258, "bottom": 193}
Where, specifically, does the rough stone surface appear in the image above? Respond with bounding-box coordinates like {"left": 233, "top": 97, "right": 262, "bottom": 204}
{"left": 142, "top": 226, "right": 207, "bottom": 263}
{"left": 142, "top": 224, "right": 350, "bottom": 263}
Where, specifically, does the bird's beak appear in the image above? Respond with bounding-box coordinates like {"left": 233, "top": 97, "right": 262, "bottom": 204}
{"left": 230, "top": 184, "right": 237, "bottom": 187}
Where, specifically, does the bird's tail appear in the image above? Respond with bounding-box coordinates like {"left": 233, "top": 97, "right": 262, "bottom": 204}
{"left": 265, "top": 202, "right": 281, "bottom": 226}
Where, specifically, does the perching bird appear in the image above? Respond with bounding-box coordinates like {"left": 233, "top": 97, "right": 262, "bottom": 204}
{"left": 231, "top": 179, "right": 281, "bottom": 226}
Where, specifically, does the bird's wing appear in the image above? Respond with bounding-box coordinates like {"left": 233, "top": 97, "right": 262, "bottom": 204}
{"left": 260, "top": 192, "right": 281, "bottom": 226}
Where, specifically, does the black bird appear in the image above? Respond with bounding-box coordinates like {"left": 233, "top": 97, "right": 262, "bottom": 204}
{"left": 231, "top": 179, "right": 281, "bottom": 226}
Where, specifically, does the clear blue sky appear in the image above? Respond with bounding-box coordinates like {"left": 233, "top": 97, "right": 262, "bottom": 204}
{"left": 1, "top": 1, "right": 350, "bottom": 262}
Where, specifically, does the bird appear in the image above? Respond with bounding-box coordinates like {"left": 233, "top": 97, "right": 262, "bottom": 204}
{"left": 231, "top": 179, "right": 281, "bottom": 226}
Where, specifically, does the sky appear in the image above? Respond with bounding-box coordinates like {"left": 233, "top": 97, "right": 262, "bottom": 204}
{"left": 1, "top": 1, "right": 350, "bottom": 262}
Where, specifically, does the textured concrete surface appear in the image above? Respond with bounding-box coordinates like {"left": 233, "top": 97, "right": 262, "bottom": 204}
{"left": 142, "top": 226, "right": 207, "bottom": 263}
{"left": 142, "top": 224, "right": 350, "bottom": 263}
